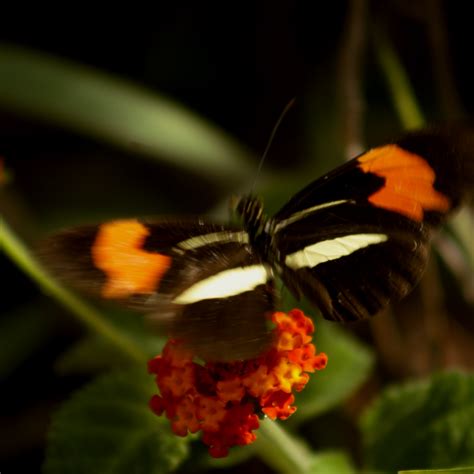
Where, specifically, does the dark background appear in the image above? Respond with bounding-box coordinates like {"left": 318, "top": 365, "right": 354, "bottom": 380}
{"left": 1, "top": 1, "right": 474, "bottom": 472}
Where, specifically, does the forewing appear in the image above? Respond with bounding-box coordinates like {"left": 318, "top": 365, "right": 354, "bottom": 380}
{"left": 39, "top": 219, "right": 242, "bottom": 303}
{"left": 273, "top": 204, "right": 429, "bottom": 321}
{"left": 40, "top": 218, "right": 275, "bottom": 360}
{"left": 270, "top": 125, "right": 474, "bottom": 322}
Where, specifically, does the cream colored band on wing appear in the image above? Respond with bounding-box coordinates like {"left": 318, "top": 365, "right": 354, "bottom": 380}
{"left": 285, "top": 233, "right": 388, "bottom": 270}
{"left": 177, "top": 231, "right": 249, "bottom": 250}
{"left": 173, "top": 264, "right": 271, "bottom": 304}
{"left": 273, "top": 200, "right": 350, "bottom": 233}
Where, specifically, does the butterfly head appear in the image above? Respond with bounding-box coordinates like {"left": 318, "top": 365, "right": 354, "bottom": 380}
{"left": 232, "top": 195, "right": 265, "bottom": 237}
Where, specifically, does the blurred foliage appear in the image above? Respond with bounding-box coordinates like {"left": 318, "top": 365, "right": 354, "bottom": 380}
{"left": 308, "top": 451, "right": 356, "bottom": 474}
{"left": 54, "top": 308, "right": 166, "bottom": 375}
{"left": 0, "top": 45, "right": 254, "bottom": 183}
{"left": 399, "top": 469, "right": 474, "bottom": 474}
{"left": 361, "top": 372, "right": 474, "bottom": 472}
{"left": 43, "top": 369, "right": 189, "bottom": 474}
{"left": 1, "top": 2, "right": 474, "bottom": 473}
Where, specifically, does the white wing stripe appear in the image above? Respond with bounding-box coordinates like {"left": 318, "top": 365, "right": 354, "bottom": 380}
{"left": 176, "top": 231, "right": 249, "bottom": 250}
{"left": 285, "top": 234, "right": 388, "bottom": 270}
{"left": 173, "top": 264, "right": 271, "bottom": 304}
{"left": 273, "top": 200, "right": 350, "bottom": 233}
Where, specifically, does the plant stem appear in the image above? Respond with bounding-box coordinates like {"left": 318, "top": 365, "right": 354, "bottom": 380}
{"left": 338, "top": 0, "right": 368, "bottom": 159}
{"left": 1, "top": 217, "right": 147, "bottom": 364}
{"left": 255, "top": 419, "right": 312, "bottom": 473}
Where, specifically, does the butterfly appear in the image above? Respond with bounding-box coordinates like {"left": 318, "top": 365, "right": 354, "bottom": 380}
{"left": 40, "top": 124, "right": 474, "bottom": 361}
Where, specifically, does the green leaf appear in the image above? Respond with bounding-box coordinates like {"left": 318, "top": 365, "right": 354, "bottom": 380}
{"left": 44, "top": 368, "right": 189, "bottom": 474}
{"left": 0, "top": 44, "right": 254, "bottom": 181}
{"left": 361, "top": 371, "right": 474, "bottom": 472}
{"left": 399, "top": 468, "right": 474, "bottom": 474}
{"left": 309, "top": 451, "right": 356, "bottom": 474}
{"left": 290, "top": 316, "right": 375, "bottom": 422}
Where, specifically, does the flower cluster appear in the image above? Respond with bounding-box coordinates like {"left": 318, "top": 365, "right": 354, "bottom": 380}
{"left": 148, "top": 309, "right": 327, "bottom": 457}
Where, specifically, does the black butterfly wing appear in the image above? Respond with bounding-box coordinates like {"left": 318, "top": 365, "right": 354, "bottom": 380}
{"left": 269, "top": 125, "right": 474, "bottom": 322}
{"left": 40, "top": 219, "right": 276, "bottom": 361}
{"left": 270, "top": 202, "right": 429, "bottom": 322}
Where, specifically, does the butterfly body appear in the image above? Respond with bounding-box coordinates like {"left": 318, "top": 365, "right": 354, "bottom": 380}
{"left": 41, "top": 125, "right": 474, "bottom": 361}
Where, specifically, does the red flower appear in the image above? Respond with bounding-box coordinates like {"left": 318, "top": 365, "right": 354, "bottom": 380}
{"left": 148, "top": 309, "right": 328, "bottom": 457}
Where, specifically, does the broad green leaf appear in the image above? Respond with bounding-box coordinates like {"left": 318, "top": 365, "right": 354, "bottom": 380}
{"left": 309, "top": 451, "right": 356, "bottom": 474}
{"left": 361, "top": 371, "right": 474, "bottom": 472}
{"left": 290, "top": 316, "right": 374, "bottom": 422}
{"left": 399, "top": 468, "right": 474, "bottom": 474}
{"left": 44, "top": 369, "right": 189, "bottom": 474}
{"left": 0, "top": 44, "right": 254, "bottom": 181}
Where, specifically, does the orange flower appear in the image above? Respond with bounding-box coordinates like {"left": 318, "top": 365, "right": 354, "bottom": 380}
{"left": 261, "top": 391, "right": 296, "bottom": 420}
{"left": 216, "top": 377, "right": 245, "bottom": 402}
{"left": 196, "top": 396, "right": 226, "bottom": 431}
{"left": 148, "top": 309, "right": 327, "bottom": 457}
{"left": 272, "top": 358, "right": 308, "bottom": 393}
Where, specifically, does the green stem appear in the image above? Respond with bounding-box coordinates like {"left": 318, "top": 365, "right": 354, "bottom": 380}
{"left": 375, "top": 29, "right": 426, "bottom": 129}
{"left": 1, "top": 217, "right": 147, "bottom": 364}
{"left": 255, "top": 419, "right": 313, "bottom": 473}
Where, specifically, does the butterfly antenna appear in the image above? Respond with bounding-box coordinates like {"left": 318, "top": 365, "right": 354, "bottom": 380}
{"left": 250, "top": 98, "right": 296, "bottom": 193}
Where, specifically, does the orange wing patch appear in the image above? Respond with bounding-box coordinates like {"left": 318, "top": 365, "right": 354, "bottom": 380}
{"left": 358, "top": 145, "right": 451, "bottom": 221}
{"left": 92, "top": 220, "right": 171, "bottom": 298}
